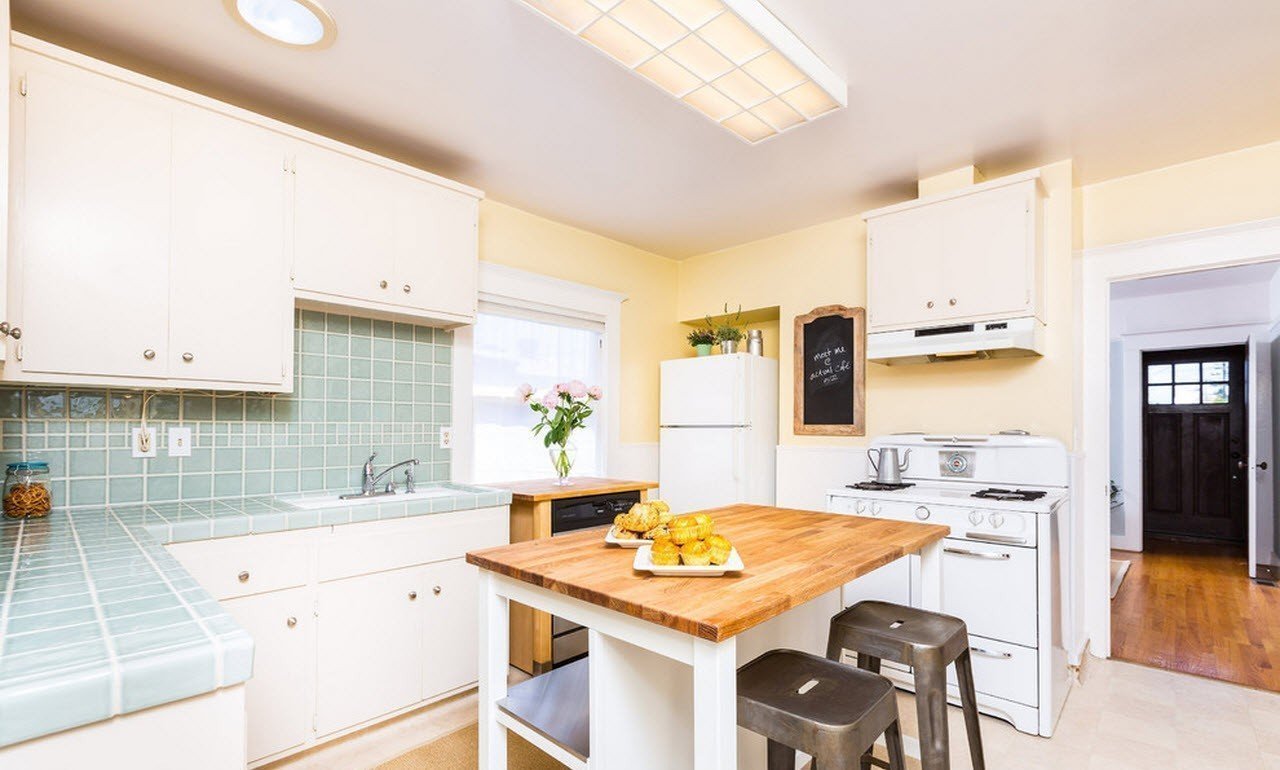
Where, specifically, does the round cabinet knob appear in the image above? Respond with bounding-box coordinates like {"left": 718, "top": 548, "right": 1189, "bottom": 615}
{"left": 870, "top": 502, "right": 882, "bottom": 516}
{"left": 182, "top": 352, "right": 194, "bottom": 362}
{"left": 408, "top": 590, "right": 418, "bottom": 600}
{"left": 989, "top": 513, "right": 1005, "bottom": 529}
{"left": 914, "top": 506, "right": 931, "bottom": 521}
{"left": 403, "top": 284, "right": 412, "bottom": 294}
{"left": 7, "top": 327, "right": 20, "bottom": 341}
{"left": 926, "top": 300, "right": 935, "bottom": 309}
{"left": 238, "top": 571, "right": 250, "bottom": 583}
{"left": 143, "top": 349, "right": 156, "bottom": 360}
{"left": 854, "top": 500, "right": 867, "bottom": 514}
{"left": 379, "top": 280, "right": 389, "bottom": 289}
{"left": 432, "top": 585, "right": 442, "bottom": 595}
{"left": 968, "top": 510, "right": 983, "bottom": 526}
{"left": 949, "top": 298, "right": 957, "bottom": 306}
{"left": 286, "top": 617, "right": 297, "bottom": 628}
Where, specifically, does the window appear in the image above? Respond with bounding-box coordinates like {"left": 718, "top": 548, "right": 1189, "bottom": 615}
{"left": 1146, "top": 361, "right": 1229, "bottom": 406}
{"left": 472, "top": 308, "right": 604, "bottom": 482}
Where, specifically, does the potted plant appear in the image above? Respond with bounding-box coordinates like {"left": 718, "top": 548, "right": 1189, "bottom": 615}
{"left": 517, "top": 381, "right": 603, "bottom": 485}
{"left": 687, "top": 327, "right": 716, "bottom": 357}
{"left": 708, "top": 303, "right": 745, "bottom": 354}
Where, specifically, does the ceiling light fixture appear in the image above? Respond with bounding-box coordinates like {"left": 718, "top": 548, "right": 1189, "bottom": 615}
{"left": 225, "top": 0, "right": 337, "bottom": 49}
{"left": 517, "top": 0, "right": 846, "bottom": 143}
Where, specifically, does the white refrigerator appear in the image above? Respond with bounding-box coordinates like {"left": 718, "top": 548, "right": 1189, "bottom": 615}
{"left": 659, "top": 353, "right": 779, "bottom": 514}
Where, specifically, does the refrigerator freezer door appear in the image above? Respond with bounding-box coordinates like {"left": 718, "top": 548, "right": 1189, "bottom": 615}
{"left": 660, "top": 356, "right": 747, "bottom": 427}
{"left": 659, "top": 427, "right": 748, "bottom": 514}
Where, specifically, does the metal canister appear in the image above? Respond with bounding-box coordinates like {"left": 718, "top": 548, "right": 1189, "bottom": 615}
{"left": 747, "top": 329, "right": 764, "bottom": 356}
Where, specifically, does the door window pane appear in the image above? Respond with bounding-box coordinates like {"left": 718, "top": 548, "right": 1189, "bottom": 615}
{"left": 1202, "top": 383, "right": 1229, "bottom": 404}
{"left": 1202, "top": 362, "right": 1229, "bottom": 382}
{"left": 1173, "top": 384, "right": 1201, "bottom": 404}
{"left": 1174, "top": 363, "right": 1201, "bottom": 383}
{"left": 1147, "top": 385, "right": 1173, "bottom": 405}
{"left": 1147, "top": 364, "right": 1172, "bottom": 384}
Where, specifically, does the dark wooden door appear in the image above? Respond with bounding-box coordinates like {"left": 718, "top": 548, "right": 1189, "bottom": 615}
{"left": 1143, "top": 345, "right": 1248, "bottom": 542}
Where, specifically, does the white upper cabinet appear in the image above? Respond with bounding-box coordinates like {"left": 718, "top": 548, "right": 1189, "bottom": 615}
{"left": 864, "top": 172, "right": 1043, "bottom": 333}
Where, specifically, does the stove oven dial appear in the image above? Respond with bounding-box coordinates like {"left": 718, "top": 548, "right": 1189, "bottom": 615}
{"left": 989, "top": 513, "right": 1005, "bottom": 529}
{"left": 854, "top": 500, "right": 867, "bottom": 515}
{"left": 968, "top": 510, "right": 983, "bottom": 526}
{"left": 914, "top": 505, "right": 931, "bottom": 521}
{"left": 870, "top": 502, "right": 882, "bottom": 517}
{"left": 944, "top": 452, "right": 970, "bottom": 475}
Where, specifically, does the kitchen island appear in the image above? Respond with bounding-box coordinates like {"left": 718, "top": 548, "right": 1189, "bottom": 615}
{"left": 466, "top": 504, "right": 949, "bottom": 770}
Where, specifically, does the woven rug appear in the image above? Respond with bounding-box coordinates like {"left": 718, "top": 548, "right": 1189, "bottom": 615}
{"left": 1110, "top": 558, "right": 1132, "bottom": 598}
{"left": 374, "top": 723, "right": 566, "bottom": 770}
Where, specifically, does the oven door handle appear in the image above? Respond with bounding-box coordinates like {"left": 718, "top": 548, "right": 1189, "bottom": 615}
{"left": 970, "top": 646, "right": 1013, "bottom": 659}
{"left": 943, "top": 547, "right": 1011, "bottom": 560}
{"left": 965, "top": 532, "right": 1027, "bottom": 545}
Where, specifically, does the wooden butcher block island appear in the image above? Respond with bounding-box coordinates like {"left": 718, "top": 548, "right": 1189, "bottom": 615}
{"left": 467, "top": 504, "right": 950, "bottom": 770}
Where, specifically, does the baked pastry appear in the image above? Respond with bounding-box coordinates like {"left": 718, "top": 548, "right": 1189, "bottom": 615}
{"left": 650, "top": 537, "right": 680, "bottom": 566}
{"left": 650, "top": 499, "right": 674, "bottom": 524}
{"left": 668, "top": 515, "right": 701, "bottom": 545}
{"left": 620, "top": 503, "right": 660, "bottom": 533}
{"left": 705, "top": 534, "right": 732, "bottom": 565}
{"left": 613, "top": 527, "right": 638, "bottom": 540}
{"left": 642, "top": 524, "right": 669, "bottom": 540}
{"left": 680, "top": 540, "right": 712, "bottom": 566}
{"left": 693, "top": 513, "right": 714, "bottom": 540}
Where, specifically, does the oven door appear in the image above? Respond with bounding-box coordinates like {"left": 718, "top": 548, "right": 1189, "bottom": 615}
{"left": 940, "top": 538, "right": 1038, "bottom": 647}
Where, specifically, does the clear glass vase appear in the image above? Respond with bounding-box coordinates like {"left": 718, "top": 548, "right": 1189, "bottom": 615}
{"left": 549, "top": 440, "right": 578, "bottom": 485}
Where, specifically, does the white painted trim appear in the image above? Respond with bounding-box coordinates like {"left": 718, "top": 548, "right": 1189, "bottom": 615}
{"left": 1079, "top": 215, "right": 1280, "bottom": 659}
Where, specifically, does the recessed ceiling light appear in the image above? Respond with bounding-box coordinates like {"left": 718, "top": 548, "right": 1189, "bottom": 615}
{"left": 515, "top": 0, "right": 845, "bottom": 144}
{"left": 225, "top": 0, "right": 337, "bottom": 49}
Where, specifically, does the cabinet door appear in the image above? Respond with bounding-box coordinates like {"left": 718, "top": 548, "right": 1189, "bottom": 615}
{"left": 170, "top": 105, "right": 291, "bottom": 386}
{"left": 292, "top": 145, "right": 397, "bottom": 305}
{"left": 14, "top": 55, "right": 171, "bottom": 377}
{"left": 314, "top": 565, "right": 423, "bottom": 736}
{"left": 936, "top": 183, "right": 1034, "bottom": 323}
{"left": 393, "top": 180, "right": 478, "bottom": 320}
{"left": 866, "top": 209, "right": 942, "bottom": 331}
{"left": 221, "top": 588, "right": 312, "bottom": 763}
{"left": 421, "top": 558, "right": 479, "bottom": 698}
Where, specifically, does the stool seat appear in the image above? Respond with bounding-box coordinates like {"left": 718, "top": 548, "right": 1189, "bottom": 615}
{"left": 738, "top": 649, "right": 905, "bottom": 769}
{"left": 830, "top": 600, "right": 969, "bottom": 666}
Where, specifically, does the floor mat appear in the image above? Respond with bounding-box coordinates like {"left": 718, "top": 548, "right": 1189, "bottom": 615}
{"left": 374, "top": 723, "right": 566, "bottom": 770}
{"left": 1110, "top": 558, "right": 1131, "bottom": 598}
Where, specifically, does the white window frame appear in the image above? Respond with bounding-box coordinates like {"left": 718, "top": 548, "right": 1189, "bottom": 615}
{"left": 453, "top": 263, "right": 625, "bottom": 484}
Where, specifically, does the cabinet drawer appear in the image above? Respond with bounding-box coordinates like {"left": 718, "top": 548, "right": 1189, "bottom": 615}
{"left": 318, "top": 506, "right": 508, "bottom": 582}
{"left": 940, "top": 539, "right": 1037, "bottom": 647}
{"left": 167, "top": 531, "right": 312, "bottom": 600}
{"left": 948, "top": 635, "right": 1038, "bottom": 707}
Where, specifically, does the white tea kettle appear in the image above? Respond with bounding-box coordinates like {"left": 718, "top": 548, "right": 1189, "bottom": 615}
{"left": 867, "top": 447, "right": 911, "bottom": 485}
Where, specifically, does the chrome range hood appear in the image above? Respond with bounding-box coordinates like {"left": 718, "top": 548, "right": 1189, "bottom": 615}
{"left": 867, "top": 316, "right": 1046, "bottom": 365}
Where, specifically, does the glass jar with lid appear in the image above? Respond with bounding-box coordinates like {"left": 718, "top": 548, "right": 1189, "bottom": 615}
{"left": 4, "top": 461, "right": 52, "bottom": 519}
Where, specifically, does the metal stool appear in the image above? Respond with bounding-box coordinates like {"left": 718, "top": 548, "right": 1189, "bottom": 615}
{"left": 738, "top": 648, "right": 907, "bottom": 770}
{"left": 826, "top": 601, "right": 985, "bottom": 770}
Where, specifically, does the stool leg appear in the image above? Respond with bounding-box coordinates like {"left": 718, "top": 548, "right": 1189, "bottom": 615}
{"left": 767, "top": 739, "right": 796, "bottom": 770}
{"left": 857, "top": 654, "right": 882, "bottom": 675}
{"left": 913, "top": 654, "right": 951, "bottom": 770}
{"left": 825, "top": 627, "right": 844, "bottom": 662}
{"left": 884, "top": 720, "right": 907, "bottom": 770}
{"left": 954, "top": 649, "right": 986, "bottom": 770}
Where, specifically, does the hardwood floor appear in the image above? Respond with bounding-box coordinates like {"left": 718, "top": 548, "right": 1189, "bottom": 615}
{"left": 1111, "top": 537, "right": 1280, "bottom": 692}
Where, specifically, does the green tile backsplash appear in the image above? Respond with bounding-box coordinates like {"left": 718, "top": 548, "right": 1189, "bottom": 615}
{"left": 0, "top": 310, "right": 452, "bottom": 508}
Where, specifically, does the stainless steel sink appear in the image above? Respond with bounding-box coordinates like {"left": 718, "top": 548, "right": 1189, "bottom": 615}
{"left": 286, "top": 487, "right": 455, "bottom": 510}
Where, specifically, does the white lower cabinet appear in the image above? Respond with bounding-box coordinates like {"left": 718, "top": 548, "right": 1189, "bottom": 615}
{"left": 221, "top": 588, "right": 312, "bottom": 762}
{"left": 420, "top": 558, "right": 480, "bottom": 697}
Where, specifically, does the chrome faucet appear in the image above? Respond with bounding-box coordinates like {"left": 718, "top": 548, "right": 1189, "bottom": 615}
{"left": 341, "top": 453, "right": 420, "bottom": 499}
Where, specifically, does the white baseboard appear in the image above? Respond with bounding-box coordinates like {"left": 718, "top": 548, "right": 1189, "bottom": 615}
{"left": 775, "top": 445, "right": 866, "bottom": 511}
{"left": 612, "top": 442, "right": 660, "bottom": 496}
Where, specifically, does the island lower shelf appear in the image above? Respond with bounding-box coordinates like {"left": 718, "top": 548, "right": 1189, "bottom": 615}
{"left": 497, "top": 658, "right": 590, "bottom": 763}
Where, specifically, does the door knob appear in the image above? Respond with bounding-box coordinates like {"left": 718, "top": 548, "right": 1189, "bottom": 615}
{"left": 143, "top": 349, "right": 156, "bottom": 360}
{"left": 926, "top": 301, "right": 935, "bottom": 309}
{"left": 408, "top": 590, "right": 418, "bottom": 600}
{"left": 949, "top": 298, "right": 957, "bottom": 306}
{"left": 182, "top": 352, "right": 194, "bottom": 362}
{"left": 432, "top": 585, "right": 442, "bottom": 595}
{"left": 379, "top": 280, "right": 388, "bottom": 289}
{"left": 403, "top": 284, "right": 412, "bottom": 294}
{"left": 1260, "top": 461, "right": 1270, "bottom": 471}
{"left": 238, "top": 571, "right": 250, "bottom": 582}
{"left": 286, "top": 617, "right": 297, "bottom": 628}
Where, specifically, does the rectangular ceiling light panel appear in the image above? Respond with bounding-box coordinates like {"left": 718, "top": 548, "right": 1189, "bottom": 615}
{"left": 519, "top": 0, "right": 846, "bottom": 143}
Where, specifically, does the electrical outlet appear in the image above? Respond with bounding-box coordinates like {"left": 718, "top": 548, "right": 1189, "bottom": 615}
{"left": 131, "top": 427, "right": 157, "bottom": 459}
{"left": 168, "top": 427, "right": 192, "bottom": 457}
{"left": 439, "top": 426, "right": 452, "bottom": 449}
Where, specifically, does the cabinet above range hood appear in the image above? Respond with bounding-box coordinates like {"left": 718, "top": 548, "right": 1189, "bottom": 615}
{"left": 867, "top": 316, "right": 1045, "bottom": 365}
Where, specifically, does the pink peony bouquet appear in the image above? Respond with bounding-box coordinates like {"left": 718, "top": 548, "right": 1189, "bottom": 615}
{"left": 517, "top": 381, "right": 602, "bottom": 481}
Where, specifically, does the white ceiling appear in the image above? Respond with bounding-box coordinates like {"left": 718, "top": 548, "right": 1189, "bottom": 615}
{"left": 13, "top": 1, "right": 1280, "bottom": 257}
{"left": 1110, "top": 261, "right": 1280, "bottom": 300}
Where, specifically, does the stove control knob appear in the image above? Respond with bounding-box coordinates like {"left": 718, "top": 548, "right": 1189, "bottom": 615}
{"left": 968, "top": 510, "right": 983, "bottom": 526}
{"left": 870, "top": 502, "right": 882, "bottom": 517}
{"left": 854, "top": 500, "right": 867, "bottom": 514}
{"left": 989, "top": 513, "right": 1005, "bottom": 529}
{"left": 914, "top": 506, "right": 931, "bottom": 521}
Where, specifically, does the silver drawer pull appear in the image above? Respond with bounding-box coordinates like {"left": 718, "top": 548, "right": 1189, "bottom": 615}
{"left": 970, "top": 647, "right": 1013, "bottom": 659}
{"left": 965, "top": 532, "right": 1027, "bottom": 545}
{"left": 238, "top": 571, "right": 250, "bottom": 583}
{"left": 944, "top": 547, "right": 1010, "bottom": 560}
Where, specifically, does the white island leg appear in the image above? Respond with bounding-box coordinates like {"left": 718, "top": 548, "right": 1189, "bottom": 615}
{"left": 918, "top": 538, "right": 943, "bottom": 612}
{"left": 692, "top": 637, "right": 738, "bottom": 770}
{"left": 478, "top": 570, "right": 508, "bottom": 770}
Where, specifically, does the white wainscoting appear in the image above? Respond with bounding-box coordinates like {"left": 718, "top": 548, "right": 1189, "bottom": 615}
{"left": 613, "top": 442, "right": 660, "bottom": 496}
{"left": 775, "top": 445, "right": 866, "bottom": 511}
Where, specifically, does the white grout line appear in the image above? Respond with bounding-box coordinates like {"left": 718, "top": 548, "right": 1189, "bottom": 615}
{"left": 0, "top": 518, "right": 25, "bottom": 660}
{"left": 65, "top": 514, "right": 125, "bottom": 714}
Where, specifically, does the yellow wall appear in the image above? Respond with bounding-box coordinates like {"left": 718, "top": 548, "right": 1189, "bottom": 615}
{"left": 478, "top": 200, "right": 684, "bottom": 444}
{"left": 676, "top": 161, "right": 1078, "bottom": 446}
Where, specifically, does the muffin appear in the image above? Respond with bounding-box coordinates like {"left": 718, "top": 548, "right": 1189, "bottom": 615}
{"left": 650, "top": 537, "right": 680, "bottom": 566}
{"left": 705, "top": 534, "right": 732, "bottom": 566}
{"left": 668, "top": 515, "right": 701, "bottom": 545}
{"left": 693, "top": 513, "right": 714, "bottom": 540}
{"left": 680, "top": 540, "right": 712, "bottom": 566}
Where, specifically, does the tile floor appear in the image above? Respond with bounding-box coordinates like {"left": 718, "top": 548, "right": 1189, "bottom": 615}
{"left": 268, "top": 657, "right": 1280, "bottom": 769}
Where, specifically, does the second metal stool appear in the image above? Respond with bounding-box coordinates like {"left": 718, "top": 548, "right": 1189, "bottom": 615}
{"left": 826, "top": 600, "right": 985, "bottom": 770}
{"left": 738, "top": 648, "right": 907, "bottom": 770}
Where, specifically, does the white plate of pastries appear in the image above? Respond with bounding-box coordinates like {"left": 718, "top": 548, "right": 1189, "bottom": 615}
{"left": 609, "top": 502, "right": 743, "bottom": 576}
{"left": 605, "top": 499, "right": 676, "bottom": 547}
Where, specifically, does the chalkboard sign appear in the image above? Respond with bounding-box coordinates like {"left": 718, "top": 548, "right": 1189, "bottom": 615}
{"left": 794, "top": 305, "right": 865, "bottom": 436}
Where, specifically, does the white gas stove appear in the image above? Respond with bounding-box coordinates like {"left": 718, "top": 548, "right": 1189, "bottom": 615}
{"left": 827, "top": 433, "right": 1071, "bottom": 737}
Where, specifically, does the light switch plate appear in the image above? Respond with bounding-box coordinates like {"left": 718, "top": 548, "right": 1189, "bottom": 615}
{"left": 168, "top": 427, "right": 192, "bottom": 457}
{"left": 439, "top": 426, "right": 452, "bottom": 449}
{"left": 131, "top": 427, "right": 157, "bottom": 459}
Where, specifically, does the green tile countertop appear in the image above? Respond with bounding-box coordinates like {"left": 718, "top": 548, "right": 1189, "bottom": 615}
{"left": 0, "top": 483, "right": 512, "bottom": 748}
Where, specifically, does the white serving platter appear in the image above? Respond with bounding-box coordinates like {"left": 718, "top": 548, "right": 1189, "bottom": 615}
{"left": 604, "top": 526, "right": 649, "bottom": 548}
{"left": 632, "top": 545, "right": 744, "bottom": 577}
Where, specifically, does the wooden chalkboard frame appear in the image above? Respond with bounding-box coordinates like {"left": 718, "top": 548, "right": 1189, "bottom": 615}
{"left": 794, "top": 305, "right": 866, "bottom": 436}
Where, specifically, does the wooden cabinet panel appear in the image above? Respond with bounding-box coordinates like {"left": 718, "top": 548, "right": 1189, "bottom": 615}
{"left": 222, "top": 588, "right": 312, "bottom": 763}
{"left": 421, "top": 558, "right": 480, "bottom": 698}
{"left": 14, "top": 55, "right": 171, "bottom": 377}
{"left": 170, "top": 105, "right": 291, "bottom": 386}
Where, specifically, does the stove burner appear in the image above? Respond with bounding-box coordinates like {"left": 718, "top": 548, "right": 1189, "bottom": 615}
{"left": 847, "top": 481, "right": 916, "bottom": 491}
{"left": 972, "top": 487, "right": 1047, "bottom": 502}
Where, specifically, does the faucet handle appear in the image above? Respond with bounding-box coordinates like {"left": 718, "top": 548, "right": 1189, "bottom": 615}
{"left": 405, "top": 463, "right": 416, "bottom": 493}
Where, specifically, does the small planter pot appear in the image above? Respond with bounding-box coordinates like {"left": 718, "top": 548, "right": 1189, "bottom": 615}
{"left": 719, "top": 340, "right": 739, "bottom": 354}
{"left": 694, "top": 344, "right": 713, "bottom": 357}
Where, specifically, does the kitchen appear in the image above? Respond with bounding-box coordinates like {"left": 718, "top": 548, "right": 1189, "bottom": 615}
{"left": 1, "top": 2, "right": 1280, "bottom": 770}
